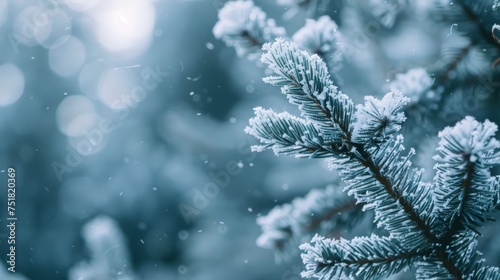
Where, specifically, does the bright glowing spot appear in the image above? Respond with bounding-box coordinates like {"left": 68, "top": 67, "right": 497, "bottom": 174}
{"left": 97, "top": 68, "right": 140, "bottom": 108}
{"left": 49, "top": 36, "right": 86, "bottom": 77}
{"left": 56, "top": 95, "right": 98, "bottom": 137}
{"left": 0, "top": 64, "right": 25, "bottom": 107}
{"left": 91, "top": 0, "right": 155, "bottom": 53}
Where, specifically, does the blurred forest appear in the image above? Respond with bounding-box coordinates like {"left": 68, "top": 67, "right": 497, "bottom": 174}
{"left": 0, "top": 0, "right": 499, "bottom": 279}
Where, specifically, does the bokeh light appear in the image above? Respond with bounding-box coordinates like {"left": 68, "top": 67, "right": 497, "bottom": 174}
{"left": 78, "top": 60, "right": 111, "bottom": 99}
{"left": 56, "top": 95, "right": 99, "bottom": 137}
{"left": 97, "top": 68, "right": 140, "bottom": 108}
{"left": 12, "top": 5, "right": 72, "bottom": 49}
{"left": 35, "top": 9, "right": 72, "bottom": 49}
{"left": 5, "top": 1, "right": 497, "bottom": 280}
{"left": 49, "top": 36, "right": 86, "bottom": 77}
{"left": 89, "top": 0, "right": 155, "bottom": 54}
{"left": 0, "top": 64, "right": 25, "bottom": 107}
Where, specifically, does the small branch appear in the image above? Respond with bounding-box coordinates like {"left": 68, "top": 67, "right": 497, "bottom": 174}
{"left": 241, "top": 30, "right": 263, "bottom": 48}
{"left": 436, "top": 44, "right": 473, "bottom": 84}
{"left": 351, "top": 143, "right": 464, "bottom": 280}
{"left": 454, "top": 0, "right": 496, "bottom": 46}
{"left": 441, "top": 157, "right": 475, "bottom": 242}
{"left": 305, "top": 199, "right": 361, "bottom": 231}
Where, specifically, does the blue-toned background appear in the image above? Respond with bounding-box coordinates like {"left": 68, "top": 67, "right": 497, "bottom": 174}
{"left": 0, "top": 0, "right": 499, "bottom": 279}
{"left": 0, "top": 1, "right": 311, "bottom": 279}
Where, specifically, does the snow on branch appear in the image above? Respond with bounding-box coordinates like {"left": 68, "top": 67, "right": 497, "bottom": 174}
{"left": 292, "top": 16, "right": 344, "bottom": 78}
{"left": 247, "top": 39, "right": 500, "bottom": 279}
{"left": 244, "top": 107, "right": 341, "bottom": 158}
{"left": 213, "top": 0, "right": 286, "bottom": 60}
{"left": 433, "top": 117, "right": 500, "bottom": 233}
{"left": 472, "top": 266, "right": 500, "bottom": 279}
{"left": 261, "top": 39, "right": 354, "bottom": 142}
{"left": 256, "top": 186, "right": 362, "bottom": 259}
{"left": 388, "top": 68, "right": 435, "bottom": 105}
{"left": 353, "top": 90, "right": 410, "bottom": 145}
{"left": 300, "top": 234, "right": 423, "bottom": 279}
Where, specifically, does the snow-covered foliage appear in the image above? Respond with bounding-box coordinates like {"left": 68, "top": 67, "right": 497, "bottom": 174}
{"left": 387, "top": 68, "right": 434, "bottom": 104}
{"left": 292, "top": 16, "right": 344, "bottom": 76}
{"left": 246, "top": 38, "right": 500, "bottom": 279}
{"left": 433, "top": 117, "right": 500, "bottom": 234}
{"left": 259, "top": 39, "right": 354, "bottom": 146}
{"left": 245, "top": 107, "right": 336, "bottom": 157}
{"left": 426, "top": 0, "right": 500, "bottom": 118}
{"left": 493, "top": 24, "right": 500, "bottom": 45}
{"left": 10, "top": 0, "right": 500, "bottom": 279}
{"left": 69, "top": 216, "right": 136, "bottom": 280}
{"left": 353, "top": 90, "right": 409, "bottom": 144}
{"left": 213, "top": 0, "right": 286, "bottom": 60}
{"left": 256, "top": 186, "right": 362, "bottom": 258}
{"left": 300, "top": 234, "right": 417, "bottom": 279}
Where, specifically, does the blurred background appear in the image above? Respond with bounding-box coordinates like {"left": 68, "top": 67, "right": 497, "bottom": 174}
{"left": 0, "top": 0, "right": 319, "bottom": 279}
{"left": 0, "top": 0, "right": 499, "bottom": 279}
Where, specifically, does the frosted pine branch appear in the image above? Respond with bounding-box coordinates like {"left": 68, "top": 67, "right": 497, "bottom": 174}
{"left": 353, "top": 90, "right": 410, "bottom": 145}
{"left": 313, "top": 118, "right": 500, "bottom": 279}
{"left": 492, "top": 176, "right": 500, "bottom": 210}
{"left": 244, "top": 107, "right": 342, "bottom": 158}
{"left": 493, "top": 24, "right": 500, "bottom": 45}
{"left": 433, "top": 117, "right": 500, "bottom": 233}
{"left": 292, "top": 16, "right": 344, "bottom": 78}
{"left": 472, "top": 266, "right": 500, "bottom": 279}
{"left": 452, "top": 0, "right": 500, "bottom": 46}
{"left": 388, "top": 68, "right": 435, "bottom": 105}
{"left": 256, "top": 186, "right": 362, "bottom": 257}
{"left": 390, "top": 68, "right": 437, "bottom": 132}
{"left": 495, "top": 0, "right": 500, "bottom": 10}
{"left": 300, "top": 234, "right": 424, "bottom": 279}
{"left": 247, "top": 38, "right": 500, "bottom": 279}
{"left": 261, "top": 39, "right": 354, "bottom": 142}
{"left": 403, "top": 0, "right": 500, "bottom": 129}
{"left": 213, "top": 0, "right": 286, "bottom": 60}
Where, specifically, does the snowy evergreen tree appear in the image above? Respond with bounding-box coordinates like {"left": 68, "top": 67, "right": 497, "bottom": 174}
{"left": 249, "top": 38, "right": 500, "bottom": 280}
{"left": 214, "top": 1, "right": 500, "bottom": 279}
